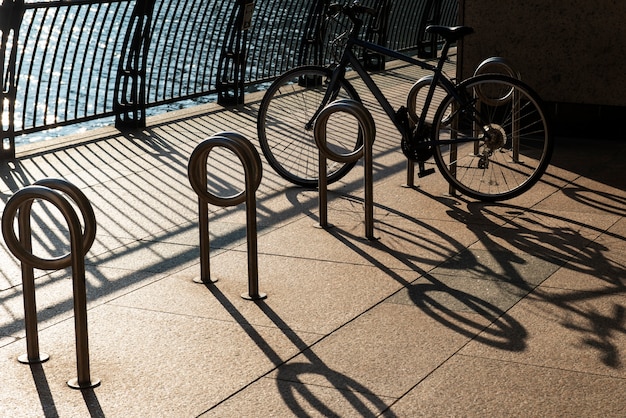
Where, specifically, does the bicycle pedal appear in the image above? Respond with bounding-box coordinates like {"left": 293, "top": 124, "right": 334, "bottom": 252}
{"left": 418, "top": 166, "right": 435, "bottom": 178}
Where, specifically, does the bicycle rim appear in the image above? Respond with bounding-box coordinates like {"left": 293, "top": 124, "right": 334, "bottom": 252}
{"left": 257, "top": 66, "right": 362, "bottom": 188}
{"left": 432, "top": 74, "right": 553, "bottom": 202}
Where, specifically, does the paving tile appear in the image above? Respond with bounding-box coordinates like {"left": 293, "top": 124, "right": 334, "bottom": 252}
{"left": 270, "top": 302, "right": 493, "bottom": 399}
{"left": 388, "top": 355, "right": 626, "bottom": 417}
{"left": 535, "top": 177, "right": 626, "bottom": 216}
{"left": 597, "top": 216, "right": 626, "bottom": 247}
{"left": 84, "top": 183, "right": 197, "bottom": 240}
{"left": 460, "top": 286, "right": 626, "bottom": 378}
{"left": 469, "top": 207, "right": 618, "bottom": 252}
{"left": 111, "top": 251, "right": 410, "bottom": 335}
{"left": 252, "top": 206, "right": 482, "bottom": 275}
{"left": 199, "top": 375, "right": 397, "bottom": 417}
{"left": 0, "top": 303, "right": 320, "bottom": 417}
{"left": 86, "top": 238, "right": 198, "bottom": 274}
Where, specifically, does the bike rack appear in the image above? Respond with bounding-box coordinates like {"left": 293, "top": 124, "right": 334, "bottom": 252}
{"left": 187, "top": 131, "right": 266, "bottom": 300}
{"left": 474, "top": 56, "right": 521, "bottom": 80}
{"left": 1, "top": 178, "right": 100, "bottom": 389}
{"left": 314, "top": 99, "right": 377, "bottom": 240}
{"left": 473, "top": 56, "right": 522, "bottom": 163}
{"left": 404, "top": 57, "right": 522, "bottom": 195}
{"left": 405, "top": 74, "right": 437, "bottom": 188}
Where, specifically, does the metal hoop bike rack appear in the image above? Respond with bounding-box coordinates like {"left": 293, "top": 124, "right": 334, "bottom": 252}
{"left": 473, "top": 56, "right": 522, "bottom": 163}
{"left": 187, "top": 131, "right": 266, "bottom": 301}
{"left": 314, "top": 99, "right": 377, "bottom": 240}
{"left": 1, "top": 178, "right": 100, "bottom": 389}
{"left": 404, "top": 57, "right": 522, "bottom": 192}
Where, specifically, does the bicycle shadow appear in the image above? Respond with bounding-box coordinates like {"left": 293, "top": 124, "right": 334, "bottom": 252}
{"left": 324, "top": 220, "right": 529, "bottom": 353}
{"left": 260, "top": 302, "right": 398, "bottom": 418}
{"left": 279, "top": 175, "right": 532, "bottom": 353}
{"left": 443, "top": 183, "right": 626, "bottom": 368}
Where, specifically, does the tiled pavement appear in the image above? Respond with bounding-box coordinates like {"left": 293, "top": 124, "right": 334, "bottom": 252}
{"left": 1, "top": 61, "right": 625, "bottom": 416}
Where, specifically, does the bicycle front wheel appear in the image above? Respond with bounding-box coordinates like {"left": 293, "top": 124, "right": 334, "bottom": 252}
{"left": 432, "top": 74, "right": 553, "bottom": 202}
{"left": 257, "top": 66, "right": 362, "bottom": 188}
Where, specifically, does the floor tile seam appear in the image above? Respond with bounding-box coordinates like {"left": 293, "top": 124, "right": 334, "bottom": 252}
{"left": 85, "top": 236, "right": 204, "bottom": 269}
{"left": 0, "top": 307, "right": 87, "bottom": 349}
{"left": 534, "top": 282, "right": 626, "bottom": 299}
{"left": 0, "top": 336, "right": 19, "bottom": 348}
{"left": 382, "top": 327, "right": 489, "bottom": 413}
{"left": 452, "top": 352, "right": 626, "bottom": 381}
{"left": 84, "top": 258, "right": 196, "bottom": 275}
{"left": 205, "top": 244, "right": 422, "bottom": 273}
{"left": 0, "top": 271, "right": 169, "bottom": 342}
{"left": 527, "top": 215, "right": 626, "bottom": 294}
{"left": 385, "top": 270, "right": 537, "bottom": 298}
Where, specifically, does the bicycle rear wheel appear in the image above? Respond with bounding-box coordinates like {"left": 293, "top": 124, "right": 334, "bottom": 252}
{"left": 257, "top": 66, "right": 362, "bottom": 188}
{"left": 432, "top": 74, "right": 553, "bottom": 202}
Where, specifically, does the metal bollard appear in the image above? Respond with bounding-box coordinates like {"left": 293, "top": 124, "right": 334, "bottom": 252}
{"left": 187, "top": 131, "right": 266, "bottom": 300}
{"left": 1, "top": 178, "right": 100, "bottom": 390}
{"left": 314, "top": 99, "right": 377, "bottom": 240}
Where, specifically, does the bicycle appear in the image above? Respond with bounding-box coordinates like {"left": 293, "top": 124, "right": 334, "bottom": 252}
{"left": 257, "top": 1, "right": 553, "bottom": 202}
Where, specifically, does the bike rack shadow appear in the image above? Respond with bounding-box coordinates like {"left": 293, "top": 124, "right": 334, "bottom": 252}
{"left": 200, "top": 283, "right": 397, "bottom": 417}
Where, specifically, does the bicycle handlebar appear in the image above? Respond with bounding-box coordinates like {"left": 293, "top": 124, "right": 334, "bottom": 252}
{"left": 327, "top": 1, "right": 378, "bottom": 21}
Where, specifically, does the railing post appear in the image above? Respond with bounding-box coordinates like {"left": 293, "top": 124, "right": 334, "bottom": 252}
{"left": 187, "top": 131, "right": 266, "bottom": 300}
{"left": 314, "top": 99, "right": 377, "bottom": 240}
{"left": 363, "top": 0, "right": 391, "bottom": 71}
{"left": 114, "top": 0, "right": 156, "bottom": 130}
{"left": 217, "top": 0, "right": 254, "bottom": 106}
{"left": 298, "top": 0, "right": 330, "bottom": 67}
{"left": 0, "top": 0, "right": 24, "bottom": 160}
{"left": 417, "top": 0, "right": 442, "bottom": 59}
{"left": 1, "top": 178, "right": 100, "bottom": 389}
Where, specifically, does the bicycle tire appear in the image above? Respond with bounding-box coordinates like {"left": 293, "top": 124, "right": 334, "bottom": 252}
{"left": 431, "top": 74, "right": 553, "bottom": 202}
{"left": 257, "top": 65, "right": 363, "bottom": 188}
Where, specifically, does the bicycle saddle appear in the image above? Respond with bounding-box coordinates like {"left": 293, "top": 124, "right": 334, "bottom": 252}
{"left": 425, "top": 25, "right": 474, "bottom": 42}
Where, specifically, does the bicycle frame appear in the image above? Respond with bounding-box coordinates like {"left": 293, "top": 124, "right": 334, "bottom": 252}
{"left": 257, "top": 5, "right": 553, "bottom": 200}
{"left": 317, "top": 24, "right": 462, "bottom": 144}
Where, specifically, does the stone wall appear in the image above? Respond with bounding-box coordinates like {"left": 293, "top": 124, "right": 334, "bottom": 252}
{"left": 459, "top": 0, "right": 626, "bottom": 107}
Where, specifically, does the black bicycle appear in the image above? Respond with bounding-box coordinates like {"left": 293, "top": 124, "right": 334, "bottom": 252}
{"left": 257, "top": 1, "right": 553, "bottom": 201}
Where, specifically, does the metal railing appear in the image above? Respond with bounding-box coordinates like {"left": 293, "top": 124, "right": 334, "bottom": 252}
{"left": 1, "top": 0, "right": 458, "bottom": 160}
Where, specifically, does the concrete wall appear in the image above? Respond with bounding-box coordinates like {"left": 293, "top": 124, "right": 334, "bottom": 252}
{"left": 459, "top": 0, "right": 626, "bottom": 107}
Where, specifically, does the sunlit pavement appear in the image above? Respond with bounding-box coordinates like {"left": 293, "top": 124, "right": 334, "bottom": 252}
{"left": 1, "top": 63, "right": 625, "bottom": 416}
